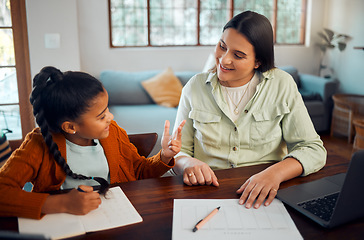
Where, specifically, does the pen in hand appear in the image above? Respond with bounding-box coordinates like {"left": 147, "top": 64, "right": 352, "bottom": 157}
{"left": 193, "top": 206, "right": 220, "bottom": 232}
{"left": 77, "top": 186, "right": 97, "bottom": 192}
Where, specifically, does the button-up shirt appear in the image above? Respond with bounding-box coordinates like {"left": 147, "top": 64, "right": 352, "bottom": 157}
{"left": 173, "top": 68, "right": 326, "bottom": 176}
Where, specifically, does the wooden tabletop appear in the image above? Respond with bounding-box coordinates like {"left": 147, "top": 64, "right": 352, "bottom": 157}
{"left": 1, "top": 154, "right": 364, "bottom": 239}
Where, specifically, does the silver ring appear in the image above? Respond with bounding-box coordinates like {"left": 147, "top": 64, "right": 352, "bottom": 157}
{"left": 188, "top": 173, "right": 194, "bottom": 177}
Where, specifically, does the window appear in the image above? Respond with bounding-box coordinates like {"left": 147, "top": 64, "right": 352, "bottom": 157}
{"left": 109, "top": 0, "right": 306, "bottom": 47}
{"left": 0, "top": 0, "right": 33, "bottom": 148}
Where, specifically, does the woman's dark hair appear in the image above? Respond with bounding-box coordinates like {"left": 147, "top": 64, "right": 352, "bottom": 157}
{"left": 29, "top": 66, "right": 109, "bottom": 194}
{"left": 223, "top": 11, "right": 275, "bottom": 72}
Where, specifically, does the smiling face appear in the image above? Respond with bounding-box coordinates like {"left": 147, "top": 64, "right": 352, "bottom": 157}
{"left": 214, "top": 28, "right": 260, "bottom": 87}
{"left": 63, "top": 89, "right": 114, "bottom": 146}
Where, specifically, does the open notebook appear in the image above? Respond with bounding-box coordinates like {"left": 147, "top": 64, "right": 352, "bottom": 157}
{"left": 18, "top": 186, "right": 142, "bottom": 239}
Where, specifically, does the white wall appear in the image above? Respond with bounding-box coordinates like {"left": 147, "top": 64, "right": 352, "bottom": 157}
{"left": 26, "top": 0, "right": 332, "bottom": 81}
{"left": 324, "top": 0, "right": 364, "bottom": 94}
{"left": 26, "top": 0, "right": 81, "bottom": 74}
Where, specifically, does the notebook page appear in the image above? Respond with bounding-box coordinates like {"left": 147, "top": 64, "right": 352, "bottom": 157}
{"left": 18, "top": 186, "right": 142, "bottom": 239}
{"left": 172, "top": 198, "right": 302, "bottom": 240}
{"left": 19, "top": 213, "right": 85, "bottom": 240}
{"left": 80, "top": 186, "right": 143, "bottom": 232}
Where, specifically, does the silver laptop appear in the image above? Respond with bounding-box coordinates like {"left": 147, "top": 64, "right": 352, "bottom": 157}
{"left": 276, "top": 150, "right": 364, "bottom": 228}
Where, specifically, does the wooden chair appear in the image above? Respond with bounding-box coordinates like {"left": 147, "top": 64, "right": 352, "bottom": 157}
{"left": 330, "top": 94, "right": 364, "bottom": 143}
{"left": 353, "top": 119, "right": 364, "bottom": 153}
{"left": 128, "top": 132, "right": 158, "bottom": 157}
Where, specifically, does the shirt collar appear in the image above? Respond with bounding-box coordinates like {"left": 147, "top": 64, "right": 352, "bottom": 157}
{"left": 205, "top": 69, "right": 273, "bottom": 89}
{"left": 261, "top": 69, "right": 274, "bottom": 81}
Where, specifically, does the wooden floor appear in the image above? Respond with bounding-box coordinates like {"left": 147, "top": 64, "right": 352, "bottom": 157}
{"left": 320, "top": 133, "right": 354, "bottom": 161}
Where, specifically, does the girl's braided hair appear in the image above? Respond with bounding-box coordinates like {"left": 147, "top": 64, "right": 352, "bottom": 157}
{"left": 29, "top": 66, "right": 109, "bottom": 194}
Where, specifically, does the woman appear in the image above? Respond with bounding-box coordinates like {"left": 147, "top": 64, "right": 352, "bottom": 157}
{"left": 172, "top": 11, "right": 326, "bottom": 209}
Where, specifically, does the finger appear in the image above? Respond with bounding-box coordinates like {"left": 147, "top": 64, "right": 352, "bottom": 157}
{"left": 163, "top": 120, "right": 170, "bottom": 137}
{"left": 183, "top": 172, "right": 193, "bottom": 186}
{"left": 236, "top": 180, "right": 249, "bottom": 194}
{"left": 193, "top": 168, "right": 207, "bottom": 185}
{"left": 200, "top": 167, "right": 217, "bottom": 186}
{"left": 77, "top": 185, "right": 94, "bottom": 193}
{"left": 211, "top": 172, "right": 219, "bottom": 187}
{"left": 264, "top": 188, "right": 278, "bottom": 207}
{"left": 244, "top": 185, "right": 263, "bottom": 209}
{"left": 172, "top": 120, "right": 186, "bottom": 140}
{"left": 253, "top": 187, "right": 271, "bottom": 209}
{"left": 88, "top": 191, "right": 101, "bottom": 200}
{"left": 238, "top": 182, "right": 256, "bottom": 206}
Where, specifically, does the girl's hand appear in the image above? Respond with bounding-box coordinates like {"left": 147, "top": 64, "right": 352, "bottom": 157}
{"left": 160, "top": 120, "right": 186, "bottom": 164}
{"left": 181, "top": 157, "right": 219, "bottom": 186}
{"left": 42, "top": 185, "right": 101, "bottom": 215}
{"left": 64, "top": 185, "right": 102, "bottom": 215}
{"left": 236, "top": 168, "right": 281, "bottom": 209}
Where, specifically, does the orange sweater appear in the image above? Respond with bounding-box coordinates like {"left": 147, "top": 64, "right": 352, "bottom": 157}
{"left": 0, "top": 121, "right": 174, "bottom": 219}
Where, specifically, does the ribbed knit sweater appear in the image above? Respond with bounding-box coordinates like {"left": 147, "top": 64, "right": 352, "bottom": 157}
{"left": 0, "top": 121, "right": 174, "bottom": 219}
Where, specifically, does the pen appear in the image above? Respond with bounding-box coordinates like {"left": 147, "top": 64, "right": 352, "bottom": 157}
{"left": 193, "top": 206, "right": 220, "bottom": 232}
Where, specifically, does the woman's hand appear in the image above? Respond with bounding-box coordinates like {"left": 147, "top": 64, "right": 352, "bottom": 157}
{"left": 42, "top": 185, "right": 101, "bottom": 215}
{"left": 175, "top": 156, "right": 219, "bottom": 186}
{"left": 160, "top": 120, "right": 186, "bottom": 164}
{"left": 236, "top": 157, "right": 303, "bottom": 209}
{"left": 236, "top": 168, "right": 281, "bottom": 209}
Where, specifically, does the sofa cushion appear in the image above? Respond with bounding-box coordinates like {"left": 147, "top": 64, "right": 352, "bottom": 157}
{"left": 141, "top": 67, "right": 183, "bottom": 108}
{"left": 279, "top": 66, "right": 300, "bottom": 88}
{"left": 100, "top": 70, "right": 160, "bottom": 105}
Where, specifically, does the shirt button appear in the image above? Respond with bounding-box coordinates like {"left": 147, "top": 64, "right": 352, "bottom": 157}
{"left": 244, "top": 109, "right": 248, "bottom": 113}
{"left": 234, "top": 127, "right": 237, "bottom": 131}
{"left": 233, "top": 147, "right": 237, "bottom": 151}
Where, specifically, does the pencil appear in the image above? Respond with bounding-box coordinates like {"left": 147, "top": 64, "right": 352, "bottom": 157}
{"left": 193, "top": 206, "right": 220, "bottom": 232}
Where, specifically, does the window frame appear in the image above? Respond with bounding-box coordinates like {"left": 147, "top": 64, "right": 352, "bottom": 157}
{"left": 108, "top": 0, "right": 307, "bottom": 48}
{"left": 1, "top": 0, "right": 34, "bottom": 150}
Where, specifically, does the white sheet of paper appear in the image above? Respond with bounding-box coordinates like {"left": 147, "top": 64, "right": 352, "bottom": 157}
{"left": 172, "top": 199, "right": 303, "bottom": 240}
{"left": 18, "top": 187, "right": 142, "bottom": 240}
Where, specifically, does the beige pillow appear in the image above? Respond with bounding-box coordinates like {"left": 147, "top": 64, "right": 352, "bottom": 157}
{"left": 141, "top": 67, "right": 183, "bottom": 108}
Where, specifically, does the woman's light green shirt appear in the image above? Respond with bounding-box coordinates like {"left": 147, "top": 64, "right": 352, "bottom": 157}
{"left": 173, "top": 68, "right": 326, "bottom": 176}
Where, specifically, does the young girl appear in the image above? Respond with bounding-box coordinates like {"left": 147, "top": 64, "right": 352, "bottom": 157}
{"left": 0, "top": 66, "right": 185, "bottom": 219}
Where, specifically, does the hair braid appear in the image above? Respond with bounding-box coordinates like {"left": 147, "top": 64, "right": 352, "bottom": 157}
{"left": 30, "top": 66, "right": 109, "bottom": 194}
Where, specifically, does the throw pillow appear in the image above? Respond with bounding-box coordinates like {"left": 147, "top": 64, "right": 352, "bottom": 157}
{"left": 141, "top": 67, "right": 183, "bottom": 108}
{"left": 0, "top": 132, "right": 11, "bottom": 167}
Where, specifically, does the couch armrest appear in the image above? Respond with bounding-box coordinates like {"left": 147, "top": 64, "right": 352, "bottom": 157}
{"left": 299, "top": 74, "right": 338, "bottom": 104}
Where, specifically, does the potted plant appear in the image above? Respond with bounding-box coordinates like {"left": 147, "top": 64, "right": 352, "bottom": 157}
{"left": 317, "top": 28, "right": 351, "bottom": 78}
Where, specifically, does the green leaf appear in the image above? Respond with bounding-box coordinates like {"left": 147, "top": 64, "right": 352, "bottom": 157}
{"left": 323, "top": 28, "right": 334, "bottom": 41}
{"left": 318, "top": 32, "right": 331, "bottom": 44}
{"left": 338, "top": 42, "right": 347, "bottom": 51}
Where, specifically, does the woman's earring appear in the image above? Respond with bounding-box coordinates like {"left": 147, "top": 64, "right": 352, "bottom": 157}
{"left": 73, "top": 131, "right": 76, "bottom": 134}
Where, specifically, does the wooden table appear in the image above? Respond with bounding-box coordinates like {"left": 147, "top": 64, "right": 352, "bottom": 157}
{"left": 1, "top": 154, "right": 364, "bottom": 239}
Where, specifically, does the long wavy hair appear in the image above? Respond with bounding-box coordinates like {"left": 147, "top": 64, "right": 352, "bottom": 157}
{"left": 29, "top": 66, "right": 109, "bottom": 194}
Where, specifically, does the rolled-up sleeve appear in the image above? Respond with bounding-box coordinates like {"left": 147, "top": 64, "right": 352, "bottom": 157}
{"left": 281, "top": 80, "right": 327, "bottom": 176}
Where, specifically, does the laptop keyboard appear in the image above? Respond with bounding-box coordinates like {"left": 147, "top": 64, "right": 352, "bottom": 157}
{"left": 297, "top": 192, "right": 340, "bottom": 222}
